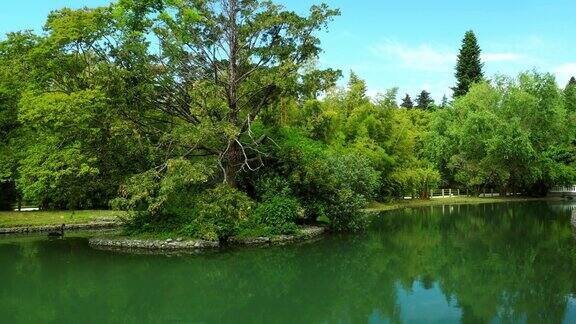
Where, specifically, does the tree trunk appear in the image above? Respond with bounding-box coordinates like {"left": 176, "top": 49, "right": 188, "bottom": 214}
{"left": 225, "top": 142, "right": 240, "bottom": 188}
{"left": 224, "top": 0, "right": 240, "bottom": 188}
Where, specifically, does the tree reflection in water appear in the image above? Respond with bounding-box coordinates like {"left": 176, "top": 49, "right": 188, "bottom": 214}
{"left": 1, "top": 201, "right": 575, "bottom": 323}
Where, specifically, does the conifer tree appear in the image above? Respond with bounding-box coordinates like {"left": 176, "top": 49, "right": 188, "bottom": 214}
{"left": 565, "top": 76, "right": 576, "bottom": 112}
{"left": 400, "top": 94, "right": 414, "bottom": 109}
{"left": 453, "top": 30, "right": 484, "bottom": 98}
{"left": 416, "top": 90, "right": 434, "bottom": 109}
{"left": 440, "top": 94, "right": 449, "bottom": 108}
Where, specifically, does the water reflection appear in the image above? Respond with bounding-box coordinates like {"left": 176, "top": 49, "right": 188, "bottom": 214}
{"left": 1, "top": 201, "right": 575, "bottom": 323}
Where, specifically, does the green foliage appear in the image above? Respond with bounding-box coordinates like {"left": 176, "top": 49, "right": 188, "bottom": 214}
{"left": 453, "top": 30, "right": 484, "bottom": 98}
{"left": 390, "top": 166, "right": 441, "bottom": 199}
{"left": 246, "top": 195, "right": 300, "bottom": 236}
{"left": 191, "top": 185, "right": 255, "bottom": 241}
{"left": 1, "top": 0, "right": 575, "bottom": 238}
{"left": 440, "top": 94, "right": 449, "bottom": 108}
{"left": 415, "top": 90, "right": 434, "bottom": 110}
{"left": 430, "top": 72, "right": 576, "bottom": 195}
{"left": 565, "top": 76, "right": 576, "bottom": 112}
{"left": 117, "top": 163, "right": 255, "bottom": 241}
{"left": 400, "top": 94, "right": 414, "bottom": 109}
{"left": 0, "top": 31, "right": 42, "bottom": 208}
{"left": 16, "top": 88, "right": 151, "bottom": 209}
{"left": 113, "top": 158, "right": 215, "bottom": 224}
{"left": 269, "top": 129, "right": 380, "bottom": 231}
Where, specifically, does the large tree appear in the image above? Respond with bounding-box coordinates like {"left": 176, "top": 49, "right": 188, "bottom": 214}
{"left": 0, "top": 32, "right": 42, "bottom": 209}
{"left": 113, "top": 0, "right": 341, "bottom": 188}
{"left": 4, "top": 7, "right": 159, "bottom": 209}
{"left": 453, "top": 30, "right": 484, "bottom": 98}
{"left": 10, "top": 0, "right": 340, "bottom": 210}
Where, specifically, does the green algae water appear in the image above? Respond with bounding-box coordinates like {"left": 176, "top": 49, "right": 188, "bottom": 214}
{"left": 2, "top": 201, "right": 576, "bottom": 323}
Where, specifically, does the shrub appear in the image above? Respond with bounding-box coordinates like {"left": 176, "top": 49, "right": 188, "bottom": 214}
{"left": 271, "top": 129, "right": 380, "bottom": 231}
{"left": 308, "top": 154, "right": 379, "bottom": 231}
{"left": 324, "top": 188, "right": 368, "bottom": 231}
{"left": 113, "top": 159, "right": 258, "bottom": 241}
{"left": 191, "top": 185, "right": 254, "bottom": 241}
{"left": 249, "top": 195, "right": 300, "bottom": 235}
{"left": 254, "top": 175, "right": 292, "bottom": 201}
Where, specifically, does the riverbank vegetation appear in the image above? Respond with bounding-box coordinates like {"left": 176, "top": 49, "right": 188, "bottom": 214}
{"left": 1, "top": 0, "right": 575, "bottom": 240}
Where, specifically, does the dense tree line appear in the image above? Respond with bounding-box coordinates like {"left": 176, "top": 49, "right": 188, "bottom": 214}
{"left": 0, "top": 1, "right": 575, "bottom": 239}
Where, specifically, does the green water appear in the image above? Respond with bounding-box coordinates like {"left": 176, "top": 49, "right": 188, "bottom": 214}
{"left": 2, "top": 201, "right": 576, "bottom": 323}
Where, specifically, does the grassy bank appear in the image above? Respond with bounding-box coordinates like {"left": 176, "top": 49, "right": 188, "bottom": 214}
{"left": 365, "top": 196, "right": 560, "bottom": 213}
{"left": 0, "top": 210, "right": 125, "bottom": 228}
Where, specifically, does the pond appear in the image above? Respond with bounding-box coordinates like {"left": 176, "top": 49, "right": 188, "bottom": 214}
{"left": 1, "top": 201, "right": 576, "bottom": 323}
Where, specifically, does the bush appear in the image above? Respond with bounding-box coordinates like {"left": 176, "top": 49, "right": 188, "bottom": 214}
{"left": 254, "top": 175, "right": 292, "bottom": 201}
{"left": 309, "top": 154, "right": 379, "bottom": 231}
{"left": 113, "top": 159, "right": 259, "bottom": 241}
{"left": 270, "top": 129, "right": 380, "bottom": 231}
{"left": 324, "top": 188, "right": 369, "bottom": 232}
{"left": 191, "top": 185, "right": 254, "bottom": 241}
{"left": 249, "top": 195, "right": 300, "bottom": 235}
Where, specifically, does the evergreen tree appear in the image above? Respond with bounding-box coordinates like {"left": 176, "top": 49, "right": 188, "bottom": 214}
{"left": 416, "top": 90, "right": 434, "bottom": 109}
{"left": 453, "top": 30, "right": 484, "bottom": 98}
{"left": 440, "top": 94, "right": 449, "bottom": 108}
{"left": 400, "top": 94, "right": 414, "bottom": 109}
{"left": 565, "top": 76, "right": 576, "bottom": 112}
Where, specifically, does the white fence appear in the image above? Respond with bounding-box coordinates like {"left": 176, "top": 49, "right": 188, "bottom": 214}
{"left": 403, "top": 189, "right": 466, "bottom": 200}
{"left": 422, "top": 185, "right": 576, "bottom": 200}
{"left": 403, "top": 188, "right": 522, "bottom": 200}
{"left": 550, "top": 186, "right": 576, "bottom": 193}
{"left": 430, "top": 189, "right": 461, "bottom": 198}
{"left": 428, "top": 189, "right": 502, "bottom": 198}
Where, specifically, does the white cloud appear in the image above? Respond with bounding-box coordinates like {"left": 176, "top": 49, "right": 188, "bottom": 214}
{"left": 554, "top": 63, "right": 576, "bottom": 85}
{"left": 370, "top": 40, "right": 456, "bottom": 72}
{"left": 370, "top": 40, "right": 524, "bottom": 72}
{"left": 482, "top": 53, "right": 523, "bottom": 63}
{"left": 364, "top": 40, "right": 537, "bottom": 102}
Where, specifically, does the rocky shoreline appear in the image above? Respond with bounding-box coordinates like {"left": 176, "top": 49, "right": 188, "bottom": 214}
{"left": 88, "top": 226, "right": 326, "bottom": 254}
{"left": 0, "top": 222, "right": 119, "bottom": 235}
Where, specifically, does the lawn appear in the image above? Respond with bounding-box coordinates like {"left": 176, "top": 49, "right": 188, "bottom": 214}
{"left": 0, "top": 210, "right": 126, "bottom": 228}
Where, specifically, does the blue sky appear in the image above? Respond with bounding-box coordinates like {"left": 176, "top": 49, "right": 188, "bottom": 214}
{"left": 1, "top": 0, "right": 575, "bottom": 101}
